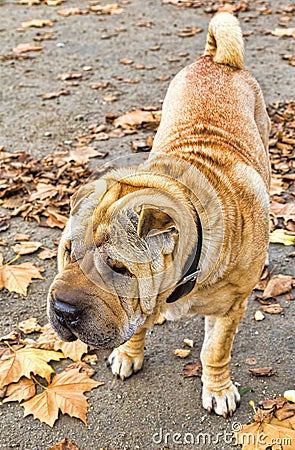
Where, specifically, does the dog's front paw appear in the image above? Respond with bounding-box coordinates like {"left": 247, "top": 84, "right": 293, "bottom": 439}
{"left": 107, "top": 346, "right": 144, "bottom": 381}
{"left": 202, "top": 382, "right": 240, "bottom": 418}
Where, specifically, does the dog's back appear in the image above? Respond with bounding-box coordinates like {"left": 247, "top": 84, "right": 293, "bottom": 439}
{"left": 151, "top": 13, "right": 270, "bottom": 187}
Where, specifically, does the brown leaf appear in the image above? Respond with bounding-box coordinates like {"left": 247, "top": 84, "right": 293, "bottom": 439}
{"left": 12, "top": 241, "right": 43, "bottom": 255}
{"left": 57, "top": 8, "right": 88, "bottom": 17}
{"left": 22, "top": 368, "right": 103, "bottom": 427}
{"left": 18, "top": 317, "right": 41, "bottom": 334}
{"left": 0, "top": 348, "right": 64, "bottom": 387}
{"left": 177, "top": 26, "right": 203, "bottom": 37}
{"left": 260, "top": 397, "right": 287, "bottom": 410}
{"left": 103, "top": 93, "right": 117, "bottom": 102}
{"left": 235, "top": 397, "right": 295, "bottom": 449}
{"left": 37, "top": 247, "right": 57, "bottom": 260}
{"left": 261, "top": 303, "right": 283, "bottom": 314}
{"left": 29, "top": 183, "right": 59, "bottom": 202}
{"left": 21, "top": 19, "right": 54, "bottom": 29}
{"left": 90, "top": 81, "right": 109, "bottom": 89}
{"left": 271, "top": 28, "right": 295, "bottom": 38}
{"left": 173, "top": 348, "right": 190, "bottom": 358}
{"left": 65, "top": 362, "right": 95, "bottom": 377}
{"left": 56, "top": 340, "right": 89, "bottom": 362}
{"left": 0, "top": 255, "right": 43, "bottom": 296}
{"left": 35, "top": 324, "right": 89, "bottom": 362}
{"left": 113, "top": 109, "right": 161, "bottom": 130}
{"left": 248, "top": 367, "right": 277, "bottom": 377}
{"left": 119, "top": 58, "right": 133, "bottom": 65}
{"left": 3, "top": 377, "right": 35, "bottom": 403}
{"left": 0, "top": 219, "right": 10, "bottom": 232}
{"left": 57, "top": 72, "right": 83, "bottom": 81}
{"left": 183, "top": 361, "right": 202, "bottom": 378}
{"left": 49, "top": 438, "right": 80, "bottom": 450}
{"left": 14, "top": 233, "right": 30, "bottom": 242}
{"left": 0, "top": 239, "right": 8, "bottom": 246}
{"left": 270, "top": 175, "right": 284, "bottom": 196}
{"left": 12, "top": 43, "right": 43, "bottom": 54}
{"left": 39, "top": 89, "right": 70, "bottom": 100}
{"left": 89, "top": 4, "right": 124, "bottom": 14}
{"left": 42, "top": 208, "right": 68, "bottom": 229}
{"left": 263, "top": 274, "right": 293, "bottom": 297}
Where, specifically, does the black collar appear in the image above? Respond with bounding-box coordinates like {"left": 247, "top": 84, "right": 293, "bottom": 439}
{"left": 166, "top": 209, "right": 202, "bottom": 304}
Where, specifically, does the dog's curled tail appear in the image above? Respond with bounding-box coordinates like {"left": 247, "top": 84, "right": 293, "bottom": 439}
{"left": 204, "top": 13, "right": 244, "bottom": 69}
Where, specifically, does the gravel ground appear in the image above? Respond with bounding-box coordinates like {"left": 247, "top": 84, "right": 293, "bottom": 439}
{"left": 0, "top": 1, "right": 294, "bottom": 449}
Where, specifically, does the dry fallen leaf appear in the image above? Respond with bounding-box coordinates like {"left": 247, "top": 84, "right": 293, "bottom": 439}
{"left": 183, "top": 361, "right": 202, "bottom": 378}
{"left": 270, "top": 28, "right": 295, "bottom": 38}
{"left": 0, "top": 347, "right": 64, "bottom": 387}
{"left": 57, "top": 341, "right": 89, "bottom": 363}
{"left": 49, "top": 438, "right": 80, "bottom": 450}
{"left": 22, "top": 368, "right": 103, "bottom": 427}
{"left": 3, "top": 377, "right": 35, "bottom": 403}
{"left": 113, "top": 109, "right": 161, "bottom": 130}
{"left": 89, "top": 4, "right": 124, "bottom": 14}
{"left": 235, "top": 397, "right": 295, "bottom": 449}
{"left": 248, "top": 367, "right": 277, "bottom": 377}
{"left": 57, "top": 72, "right": 83, "bottom": 81}
{"left": 65, "top": 362, "right": 95, "bottom": 378}
{"left": 12, "top": 43, "right": 43, "bottom": 54}
{"left": 35, "top": 323, "right": 89, "bottom": 362}
{"left": 12, "top": 241, "right": 43, "bottom": 255}
{"left": 37, "top": 247, "right": 57, "bottom": 260}
{"left": 14, "top": 233, "right": 30, "bottom": 242}
{"left": 18, "top": 318, "right": 42, "bottom": 334}
{"left": 57, "top": 8, "right": 88, "bottom": 17}
{"left": 261, "top": 304, "right": 283, "bottom": 314}
{"left": 263, "top": 274, "right": 293, "bottom": 298}
{"left": 177, "top": 26, "right": 203, "bottom": 37}
{"left": 0, "top": 254, "right": 43, "bottom": 296}
{"left": 173, "top": 348, "right": 191, "bottom": 358}
{"left": 269, "top": 229, "right": 295, "bottom": 246}
{"left": 21, "top": 19, "right": 53, "bottom": 28}
{"left": 39, "top": 90, "right": 70, "bottom": 100}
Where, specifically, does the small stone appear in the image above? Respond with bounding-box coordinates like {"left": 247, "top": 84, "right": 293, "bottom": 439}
{"left": 254, "top": 310, "right": 265, "bottom": 321}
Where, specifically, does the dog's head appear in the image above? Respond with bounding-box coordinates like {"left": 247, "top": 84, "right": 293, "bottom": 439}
{"left": 47, "top": 169, "right": 199, "bottom": 348}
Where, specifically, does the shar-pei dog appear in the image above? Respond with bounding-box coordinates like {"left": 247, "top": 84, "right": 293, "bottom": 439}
{"left": 48, "top": 12, "right": 270, "bottom": 417}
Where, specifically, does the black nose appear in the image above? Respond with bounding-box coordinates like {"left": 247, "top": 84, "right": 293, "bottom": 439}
{"left": 53, "top": 299, "right": 81, "bottom": 327}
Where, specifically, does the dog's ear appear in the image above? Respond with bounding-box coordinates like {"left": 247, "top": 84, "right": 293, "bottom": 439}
{"left": 70, "top": 180, "right": 107, "bottom": 215}
{"left": 137, "top": 206, "right": 176, "bottom": 238}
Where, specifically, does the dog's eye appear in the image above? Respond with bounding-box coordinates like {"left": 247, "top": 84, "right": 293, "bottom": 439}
{"left": 106, "top": 257, "right": 132, "bottom": 277}
{"left": 63, "top": 241, "right": 72, "bottom": 263}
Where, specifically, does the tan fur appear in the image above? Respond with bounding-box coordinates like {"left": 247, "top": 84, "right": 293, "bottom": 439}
{"left": 48, "top": 13, "right": 270, "bottom": 417}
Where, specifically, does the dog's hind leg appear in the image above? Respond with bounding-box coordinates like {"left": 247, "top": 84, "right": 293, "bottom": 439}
{"left": 107, "top": 327, "right": 147, "bottom": 380}
{"left": 200, "top": 296, "right": 248, "bottom": 417}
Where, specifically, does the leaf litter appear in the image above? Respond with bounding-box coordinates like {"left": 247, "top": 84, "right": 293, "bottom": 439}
{"left": 234, "top": 396, "right": 295, "bottom": 449}
{"left": 0, "top": 322, "right": 103, "bottom": 427}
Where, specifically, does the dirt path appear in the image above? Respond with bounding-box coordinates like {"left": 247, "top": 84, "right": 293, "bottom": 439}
{"left": 0, "top": 1, "right": 294, "bottom": 449}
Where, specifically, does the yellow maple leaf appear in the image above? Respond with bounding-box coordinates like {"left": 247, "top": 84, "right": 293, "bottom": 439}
{"left": 269, "top": 229, "right": 295, "bottom": 246}
{"left": 235, "top": 421, "right": 295, "bottom": 449}
{"left": 35, "top": 323, "right": 89, "bottom": 361}
{"left": 3, "top": 377, "right": 35, "bottom": 403}
{"left": 0, "top": 347, "right": 64, "bottom": 387}
{"left": 235, "top": 400, "right": 295, "bottom": 449}
{"left": 0, "top": 254, "right": 43, "bottom": 296}
{"left": 22, "top": 368, "right": 104, "bottom": 427}
{"left": 56, "top": 340, "right": 89, "bottom": 362}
